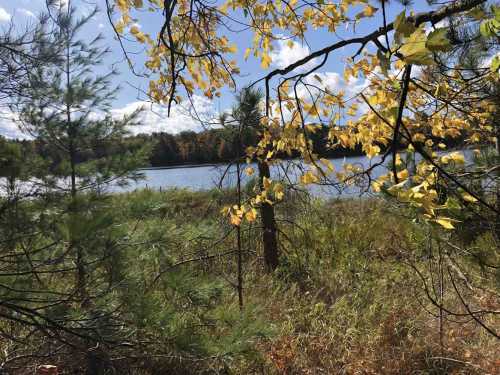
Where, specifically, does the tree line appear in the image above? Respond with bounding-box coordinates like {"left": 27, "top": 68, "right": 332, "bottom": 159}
{"left": 3, "top": 123, "right": 467, "bottom": 170}
{"left": 2, "top": 126, "right": 369, "bottom": 169}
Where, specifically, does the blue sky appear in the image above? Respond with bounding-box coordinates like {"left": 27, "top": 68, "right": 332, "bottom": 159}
{"left": 0, "top": 0, "right": 439, "bottom": 138}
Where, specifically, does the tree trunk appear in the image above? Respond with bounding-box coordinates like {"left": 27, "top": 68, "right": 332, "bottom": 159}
{"left": 86, "top": 349, "right": 105, "bottom": 375}
{"left": 258, "top": 160, "right": 279, "bottom": 271}
{"left": 495, "top": 116, "right": 500, "bottom": 241}
{"left": 64, "top": 26, "right": 87, "bottom": 307}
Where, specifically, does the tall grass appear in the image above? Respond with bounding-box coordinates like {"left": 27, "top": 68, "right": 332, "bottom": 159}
{"left": 108, "top": 188, "right": 498, "bottom": 374}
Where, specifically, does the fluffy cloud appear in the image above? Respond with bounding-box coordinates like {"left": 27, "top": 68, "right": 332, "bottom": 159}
{"left": 270, "top": 39, "right": 319, "bottom": 72}
{"left": 111, "top": 95, "right": 216, "bottom": 135}
{"left": 54, "top": 0, "right": 69, "bottom": 9}
{"left": 0, "top": 110, "right": 27, "bottom": 139}
{"left": 0, "top": 7, "right": 11, "bottom": 22}
{"left": 0, "top": 95, "right": 217, "bottom": 139}
{"left": 18, "top": 8, "right": 35, "bottom": 18}
{"left": 301, "top": 72, "right": 341, "bottom": 96}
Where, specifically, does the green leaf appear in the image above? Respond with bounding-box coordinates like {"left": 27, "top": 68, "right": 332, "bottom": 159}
{"left": 426, "top": 28, "right": 452, "bottom": 52}
{"left": 494, "top": 5, "right": 500, "bottom": 21}
{"left": 377, "top": 49, "right": 390, "bottom": 76}
{"left": 491, "top": 55, "right": 500, "bottom": 73}
{"left": 394, "top": 11, "right": 416, "bottom": 43}
{"left": 467, "top": 7, "right": 485, "bottom": 20}
{"left": 480, "top": 18, "right": 500, "bottom": 37}
{"left": 399, "top": 27, "right": 434, "bottom": 65}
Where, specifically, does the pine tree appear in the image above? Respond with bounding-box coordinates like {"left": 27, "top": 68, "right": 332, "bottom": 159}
{"left": 233, "top": 88, "right": 279, "bottom": 271}
{"left": 10, "top": 4, "right": 150, "bottom": 373}
{"left": 17, "top": 7, "right": 147, "bottom": 196}
{"left": 18, "top": 4, "right": 147, "bottom": 287}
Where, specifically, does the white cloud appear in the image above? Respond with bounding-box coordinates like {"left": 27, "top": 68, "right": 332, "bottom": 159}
{"left": 53, "top": 0, "right": 69, "bottom": 10}
{"left": 18, "top": 8, "right": 35, "bottom": 18}
{"left": 0, "top": 7, "right": 11, "bottom": 22}
{"left": 0, "top": 96, "right": 217, "bottom": 139}
{"left": 435, "top": 19, "right": 450, "bottom": 29}
{"left": 111, "top": 96, "right": 217, "bottom": 135}
{"left": 0, "top": 110, "right": 29, "bottom": 140}
{"left": 270, "top": 39, "right": 319, "bottom": 72}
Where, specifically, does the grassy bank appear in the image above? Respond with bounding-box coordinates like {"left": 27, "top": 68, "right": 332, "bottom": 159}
{"left": 100, "top": 188, "right": 497, "bottom": 374}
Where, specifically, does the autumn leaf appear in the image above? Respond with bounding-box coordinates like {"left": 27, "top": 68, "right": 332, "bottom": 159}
{"left": 245, "top": 207, "right": 257, "bottom": 222}
{"left": 230, "top": 213, "right": 242, "bottom": 226}
{"left": 263, "top": 176, "right": 272, "bottom": 190}
{"left": 435, "top": 217, "right": 456, "bottom": 230}
{"left": 394, "top": 10, "right": 416, "bottom": 42}
{"left": 261, "top": 53, "right": 272, "bottom": 69}
{"left": 399, "top": 27, "right": 434, "bottom": 65}
{"left": 426, "top": 28, "right": 452, "bottom": 52}
{"left": 462, "top": 192, "right": 478, "bottom": 203}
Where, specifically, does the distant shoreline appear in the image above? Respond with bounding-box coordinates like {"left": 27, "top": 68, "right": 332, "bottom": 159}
{"left": 140, "top": 163, "right": 221, "bottom": 171}
{"left": 139, "top": 145, "right": 477, "bottom": 171}
{"left": 139, "top": 155, "right": 360, "bottom": 171}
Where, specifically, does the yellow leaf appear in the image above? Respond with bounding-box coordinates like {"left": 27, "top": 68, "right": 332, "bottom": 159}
{"left": 245, "top": 167, "right": 255, "bottom": 176}
{"left": 300, "top": 171, "right": 319, "bottom": 185}
{"left": 245, "top": 208, "right": 257, "bottom": 222}
{"left": 363, "top": 5, "right": 377, "bottom": 17}
{"left": 462, "top": 193, "right": 477, "bottom": 203}
{"left": 395, "top": 153, "right": 402, "bottom": 166}
{"left": 263, "top": 176, "right": 272, "bottom": 190}
{"left": 397, "top": 169, "right": 409, "bottom": 180}
{"left": 442, "top": 152, "right": 465, "bottom": 165}
{"left": 274, "top": 183, "right": 284, "bottom": 200}
{"left": 435, "top": 217, "right": 455, "bottom": 230}
{"left": 115, "top": 20, "right": 125, "bottom": 34}
{"left": 244, "top": 48, "right": 252, "bottom": 60}
{"left": 412, "top": 133, "right": 426, "bottom": 143}
{"left": 261, "top": 53, "right": 272, "bottom": 69}
{"left": 346, "top": 107, "right": 357, "bottom": 116}
{"left": 130, "top": 25, "right": 140, "bottom": 35}
{"left": 450, "top": 152, "right": 465, "bottom": 164}
{"left": 365, "top": 144, "right": 380, "bottom": 159}
{"left": 320, "top": 158, "right": 334, "bottom": 172}
{"left": 372, "top": 180, "right": 382, "bottom": 192}
{"left": 230, "top": 213, "right": 242, "bottom": 226}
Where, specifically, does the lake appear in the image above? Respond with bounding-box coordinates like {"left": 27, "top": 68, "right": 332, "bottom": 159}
{"left": 114, "top": 148, "right": 477, "bottom": 197}
{"left": 113, "top": 154, "right": 392, "bottom": 197}
{"left": 2, "top": 150, "right": 474, "bottom": 198}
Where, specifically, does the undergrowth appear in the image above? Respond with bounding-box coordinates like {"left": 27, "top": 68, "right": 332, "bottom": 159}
{"left": 110, "top": 188, "right": 499, "bottom": 374}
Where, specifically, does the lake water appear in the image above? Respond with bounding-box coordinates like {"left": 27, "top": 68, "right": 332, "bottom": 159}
{"left": 114, "top": 149, "right": 476, "bottom": 197}
{"left": 113, "top": 154, "right": 391, "bottom": 197}
{"left": 2, "top": 150, "right": 474, "bottom": 198}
